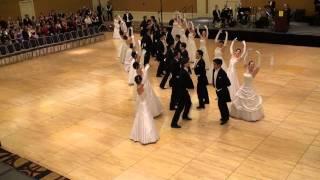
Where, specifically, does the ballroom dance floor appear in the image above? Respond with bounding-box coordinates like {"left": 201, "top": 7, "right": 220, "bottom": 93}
{"left": 0, "top": 32, "right": 320, "bottom": 179}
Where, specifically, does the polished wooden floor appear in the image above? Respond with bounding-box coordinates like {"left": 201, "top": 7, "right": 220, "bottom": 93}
{"left": 0, "top": 33, "right": 320, "bottom": 180}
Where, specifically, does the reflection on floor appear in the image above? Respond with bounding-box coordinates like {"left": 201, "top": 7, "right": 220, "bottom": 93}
{"left": 0, "top": 33, "right": 319, "bottom": 180}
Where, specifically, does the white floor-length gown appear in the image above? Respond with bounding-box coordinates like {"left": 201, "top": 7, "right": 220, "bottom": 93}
{"left": 143, "top": 64, "right": 163, "bottom": 117}
{"left": 128, "top": 58, "right": 136, "bottom": 85}
{"left": 230, "top": 72, "right": 264, "bottom": 121}
{"left": 130, "top": 87, "right": 159, "bottom": 145}
{"left": 113, "top": 19, "right": 121, "bottom": 39}
{"left": 227, "top": 40, "right": 246, "bottom": 100}
{"left": 186, "top": 32, "right": 197, "bottom": 62}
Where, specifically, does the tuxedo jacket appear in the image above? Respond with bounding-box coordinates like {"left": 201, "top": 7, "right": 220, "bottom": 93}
{"left": 140, "top": 20, "right": 148, "bottom": 36}
{"left": 176, "top": 68, "right": 194, "bottom": 95}
{"left": 213, "top": 68, "right": 231, "bottom": 102}
{"left": 174, "top": 40, "right": 181, "bottom": 52}
{"left": 181, "top": 50, "right": 189, "bottom": 61}
{"left": 213, "top": 10, "right": 221, "bottom": 20}
{"left": 156, "top": 41, "right": 166, "bottom": 61}
{"left": 169, "top": 59, "right": 181, "bottom": 87}
{"left": 123, "top": 13, "right": 133, "bottom": 22}
{"left": 194, "top": 58, "right": 208, "bottom": 85}
{"left": 166, "top": 32, "right": 174, "bottom": 46}
{"left": 141, "top": 34, "right": 153, "bottom": 52}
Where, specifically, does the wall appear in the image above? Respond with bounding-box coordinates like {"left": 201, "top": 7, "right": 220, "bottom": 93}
{"left": 111, "top": 0, "right": 197, "bottom": 13}
{"left": 0, "top": 0, "right": 21, "bottom": 19}
{"left": 0, "top": 0, "right": 92, "bottom": 19}
{"left": 34, "top": 0, "right": 92, "bottom": 15}
{"left": 241, "top": 0, "right": 316, "bottom": 16}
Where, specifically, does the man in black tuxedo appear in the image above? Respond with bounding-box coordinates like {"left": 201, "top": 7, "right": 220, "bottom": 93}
{"left": 140, "top": 16, "right": 148, "bottom": 37}
{"left": 123, "top": 9, "right": 133, "bottom": 28}
{"left": 180, "top": 42, "right": 189, "bottom": 61}
{"left": 174, "top": 34, "right": 181, "bottom": 52}
{"left": 106, "top": 1, "right": 113, "bottom": 21}
{"left": 169, "top": 50, "right": 182, "bottom": 110}
{"left": 160, "top": 43, "right": 175, "bottom": 89}
{"left": 141, "top": 30, "right": 152, "bottom": 65}
{"left": 213, "top": 5, "right": 221, "bottom": 24}
{"left": 171, "top": 59, "right": 194, "bottom": 128}
{"left": 194, "top": 50, "right": 209, "bottom": 109}
{"left": 156, "top": 33, "right": 167, "bottom": 77}
{"left": 164, "top": 27, "right": 174, "bottom": 46}
{"left": 212, "top": 58, "right": 231, "bottom": 125}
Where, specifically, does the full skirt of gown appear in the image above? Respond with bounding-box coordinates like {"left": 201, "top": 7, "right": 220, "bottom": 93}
{"left": 227, "top": 66, "right": 240, "bottom": 100}
{"left": 120, "top": 42, "right": 128, "bottom": 63}
{"left": 113, "top": 23, "right": 121, "bottom": 39}
{"left": 128, "top": 59, "right": 136, "bottom": 85}
{"left": 130, "top": 94, "right": 159, "bottom": 144}
{"left": 230, "top": 84, "right": 264, "bottom": 121}
{"left": 143, "top": 65, "right": 163, "bottom": 117}
{"left": 186, "top": 38, "right": 197, "bottom": 62}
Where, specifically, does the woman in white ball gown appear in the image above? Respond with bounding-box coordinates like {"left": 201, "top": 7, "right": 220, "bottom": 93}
{"left": 230, "top": 51, "right": 264, "bottom": 121}
{"left": 227, "top": 38, "right": 246, "bottom": 100}
{"left": 130, "top": 75, "right": 159, "bottom": 145}
{"left": 186, "top": 21, "right": 197, "bottom": 63}
{"left": 137, "top": 63, "right": 163, "bottom": 117}
{"left": 196, "top": 25, "right": 210, "bottom": 69}
{"left": 197, "top": 24, "right": 211, "bottom": 82}
{"left": 113, "top": 16, "right": 121, "bottom": 39}
{"left": 214, "top": 29, "right": 228, "bottom": 70}
{"left": 128, "top": 51, "right": 138, "bottom": 85}
{"left": 208, "top": 29, "right": 229, "bottom": 84}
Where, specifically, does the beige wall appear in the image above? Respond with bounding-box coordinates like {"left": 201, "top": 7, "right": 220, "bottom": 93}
{"left": 111, "top": 0, "right": 197, "bottom": 13}
{"left": 241, "top": 0, "right": 316, "bottom": 16}
{"left": 0, "top": 0, "right": 92, "bottom": 19}
{"left": 0, "top": 0, "right": 21, "bottom": 19}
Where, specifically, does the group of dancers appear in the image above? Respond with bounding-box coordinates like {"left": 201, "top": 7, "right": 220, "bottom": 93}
{"left": 113, "top": 12, "right": 264, "bottom": 145}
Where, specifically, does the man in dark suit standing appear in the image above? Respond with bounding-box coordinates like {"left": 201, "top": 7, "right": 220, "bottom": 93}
{"left": 171, "top": 59, "right": 194, "bottom": 128}
{"left": 164, "top": 27, "right": 174, "bottom": 46}
{"left": 160, "top": 43, "right": 175, "bottom": 89}
{"left": 141, "top": 30, "right": 153, "bottom": 65}
{"left": 269, "top": 0, "right": 276, "bottom": 17}
{"left": 106, "top": 1, "right": 113, "bottom": 21}
{"left": 213, "top": 58, "right": 231, "bottom": 125}
{"left": 169, "top": 50, "right": 182, "bottom": 110}
{"left": 174, "top": 34, "right": 181, "bottom": 52}
{"left": 123, "top": 9, "right": 133, "bottom": 28}
{"left": 194, "top": 50, "right": 209, "bottom": 109}
{"left": 156, "top": 33, "right": 167, "bottom": 77}
{"left": 140, "top": 16, "right": 148, "bottom": 37}
{"left": 213, "top": 5, "right": 221, "bottom": 24}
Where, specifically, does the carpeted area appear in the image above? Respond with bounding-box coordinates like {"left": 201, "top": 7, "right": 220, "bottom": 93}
{"left": 0, "top": 147, "right": 69, "bottom": 180}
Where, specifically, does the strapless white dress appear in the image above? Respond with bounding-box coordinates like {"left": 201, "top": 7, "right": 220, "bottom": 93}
{"left": 230, "top": 73, "right": 264, "bottom": 121}
{"left": 130, "top": 89, "right": 159, "bottom": 145}
{"left": 186, "top": 33, "right": 197, "bottom": 62}
{"left": 113, "top": 20, "right": 121, "bottom": 39}
{"left": 227, "top": 57, "right": 240, "bottom": 100}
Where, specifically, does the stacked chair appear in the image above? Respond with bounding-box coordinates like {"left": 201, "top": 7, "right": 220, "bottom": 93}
{"left": 0, "top": 26, "right": 105, "bottom": 66}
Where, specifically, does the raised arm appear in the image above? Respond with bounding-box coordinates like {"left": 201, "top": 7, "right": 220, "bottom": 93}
{"left": 204, "top": 25, "right": 209, "bottom": 39}
{"left": 252, "top": 50, "right": 261, "bottom": 77}
{"left": 190, "top": 21, "right": 195, "bottom": 31}
{"left": 230, "top": 38, "right": 237, "bottom": 55}
{"left": 240, "top": 40, "right": 247, "bottom": 58}
{"left": 224, "top": 31, "right": 228, "bottom": 46}
{"left": 243, "top": 50, "right": 249, "bottom": 65}
{"left": 215, "top": 29, "right": 222, "bottom": 43}
{"left": 196, "top": 25, "right": 201, "bottom": 36}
